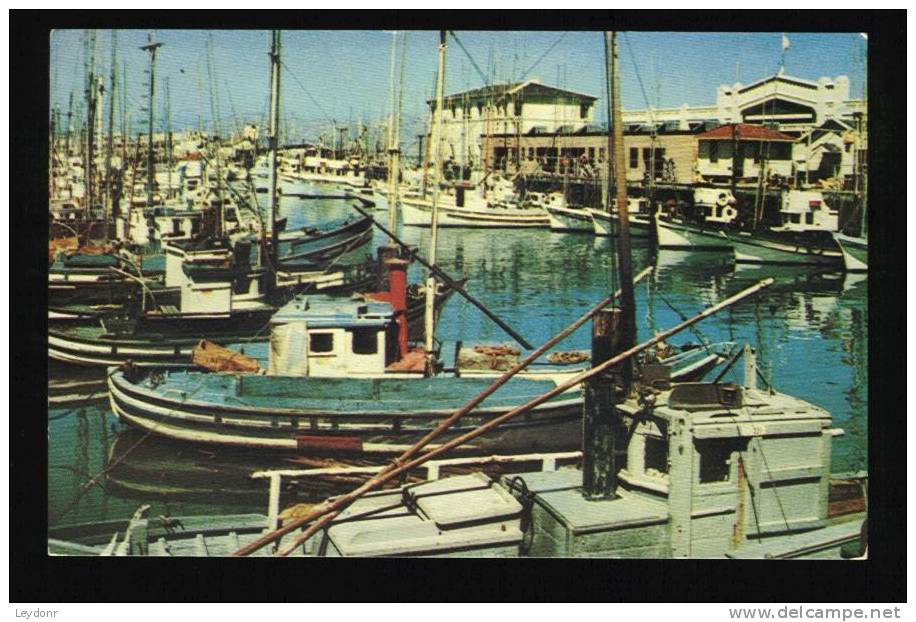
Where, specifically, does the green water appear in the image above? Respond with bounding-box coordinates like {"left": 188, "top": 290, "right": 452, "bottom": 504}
{"left": 47, "top": 190, "right": 868, "bottom": 527}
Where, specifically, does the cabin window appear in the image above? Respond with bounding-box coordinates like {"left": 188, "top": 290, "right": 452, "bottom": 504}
{"left": 629, "top": 147, "right": 639, "bottom": 169}
{"left": 790, "top": 213, "right": 801, "bottom": 224}
{"left": 709, "top": 141, "right": 719, "bottom": 163}
{"left": 805, "top": 212, "right": 814, "bottom": 225}
{"left": 309, "top": 332, "right": 334, "bottom": 354}
{"left": 350, "top": 328, "right": 378, "bottom": 355}
{"left": 580, "top": 103, "right": 589, "bottom": 119}
{"left": 697, "top": 441, "right": 733, "bottom": 483}
{"left": 644, "top": 436, "right": 669, "bottom": 477}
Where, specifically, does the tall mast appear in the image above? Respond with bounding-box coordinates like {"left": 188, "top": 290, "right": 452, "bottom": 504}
{"left": 607, "top": 31, "right": 636, "bottom": 383}
{"left": 385, "top": 31, "right": 399, "bottom": 243}
{"left": 268, "top": 30, "right": 282, "bottom": 264}
{"left": 424, "top": 30, "right": 448, "bottom": 370}
{"left": 84, "top": 29, "right": 97, "bottom": 217}
{"left": 393, "top": 32, "right": 408, "bottom": 229}
{"left": 141, "top": 34, "right": 163, "bottom": 211}
{"left": 105, "top": 30, "right": 117, "bottom": 236}
{"left": 206, "top": 35, "right": 225, "bottom": 233}
{"left": 165, "top": 78, "right": 173, "bottom": 200}
{"left": 65, "top": 92, "right": 73, "bottom": 158}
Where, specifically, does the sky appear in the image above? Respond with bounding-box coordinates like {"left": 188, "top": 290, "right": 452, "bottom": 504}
{"left": 49, "top": 29, "right": 867, "bottom": 151}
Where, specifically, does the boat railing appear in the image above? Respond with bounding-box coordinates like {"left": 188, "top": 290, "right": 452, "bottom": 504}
{"left": 251, "top": 450, "right": 583, "bottom": 533}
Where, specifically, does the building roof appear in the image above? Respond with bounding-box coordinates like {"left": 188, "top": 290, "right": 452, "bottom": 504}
{"left": 696, "top": 123, "right": 795, "bottom": 142}
{"left": 430, "top": 79, "right": 597, "bottom": 106}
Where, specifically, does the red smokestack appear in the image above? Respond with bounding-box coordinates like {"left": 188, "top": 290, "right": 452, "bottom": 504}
{"left": 366, "top": 258, "right": 410, "bottom": 358}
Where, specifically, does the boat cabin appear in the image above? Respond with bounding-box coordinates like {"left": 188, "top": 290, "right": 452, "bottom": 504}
{"left": 692, "top": 187, "right": 739, "bottom": 223}
{"left": 163, "top": 238, "right": 265, "bottom": 314}
{"left": 775, "top": 189, "right": 838, "bottom": 232}
{"left": 268, "top": 295, "right": 399, "bottom": 377}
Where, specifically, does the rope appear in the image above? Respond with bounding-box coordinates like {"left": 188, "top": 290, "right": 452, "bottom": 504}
{"left": 655, "top": 291, "right": 711, "bottom": 352}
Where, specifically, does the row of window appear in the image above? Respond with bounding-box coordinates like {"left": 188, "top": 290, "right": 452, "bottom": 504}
{"left": 628, "top": 147, "right": 667, "bottom": 169}
{"left": 308, "top": 328, "right": 378, "bottom": 356}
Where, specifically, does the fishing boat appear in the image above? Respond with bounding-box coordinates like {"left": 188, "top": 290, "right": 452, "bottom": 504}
{"left": 48, "top": 249, "right": 166, "bottom": 310}
{"left": 298, "top": 374, "right": 867, "bottom": 559}
{"left": 105, "top": 258, "right": 583, "bottom": 455}
{"left": 654, "top": 187, "right": 738, "bottom": 251}
{"left": 728, "top": 189, "right": 844, "bottom": 266}
{"left": 657, "top": 187, "right": 844, "bottom": 267}
{"left": 274, "top": 214, "right": 374, "bottom": 267}
{"left": 400, "top": 177, "right": 550, "bottom": 229}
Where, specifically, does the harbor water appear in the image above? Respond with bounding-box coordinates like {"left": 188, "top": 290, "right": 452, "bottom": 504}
{"left": 48, "top": 189, "right": 868, "bottom": 528}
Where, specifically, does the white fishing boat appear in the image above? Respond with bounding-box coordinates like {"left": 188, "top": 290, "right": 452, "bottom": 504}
{"left": 401, "top": 176, "right": 549, "bottom": 228}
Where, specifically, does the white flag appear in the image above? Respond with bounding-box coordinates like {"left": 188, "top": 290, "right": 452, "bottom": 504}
{"left": 781, "top": 34, "right": 790, "bottom": 51}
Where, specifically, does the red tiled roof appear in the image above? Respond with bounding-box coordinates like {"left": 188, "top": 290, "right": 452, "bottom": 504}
{"left": 696, "top": 123, "right": 795, "bottom": 142}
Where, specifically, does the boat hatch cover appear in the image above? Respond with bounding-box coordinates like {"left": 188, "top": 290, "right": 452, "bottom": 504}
{"left": 667, "top": 383, "right": 743, "bottom": 411}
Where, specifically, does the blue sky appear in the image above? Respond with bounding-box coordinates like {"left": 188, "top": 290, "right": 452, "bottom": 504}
{"left": 50, "top": 29, "right": 866, "bottom": 149}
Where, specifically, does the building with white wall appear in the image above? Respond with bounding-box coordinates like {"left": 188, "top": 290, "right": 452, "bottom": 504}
{"left": 425, "top": 79, "right": 597, "bottom": 169}
{"left": 622, "top": 72, "right": 864, "bottom": 138}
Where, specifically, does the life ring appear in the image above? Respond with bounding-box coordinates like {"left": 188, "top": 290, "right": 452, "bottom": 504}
{"left": 723, "top": 206, "right": 737, "bottom": 220}
{"left": 716, "top": 194, "right": 730, "bottom": 208}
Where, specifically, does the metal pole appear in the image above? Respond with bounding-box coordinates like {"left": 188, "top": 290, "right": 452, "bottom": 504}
{"left": 424, "top": 30, "right": 448, "bottom": 368}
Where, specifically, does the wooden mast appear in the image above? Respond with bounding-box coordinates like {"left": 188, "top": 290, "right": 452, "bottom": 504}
{"left": 267, "top": 30, "right": 282, "bottom": 265}
{"left": 104, "top": 30, "right": 117, "bottom": 237}
{"left": 609, "top": 31, "right": 636, "bottom": 368}
{"left": 141, "top": 34, "right": 163, "bottom": 212}
{"left": 385, "top": 31, "right": 399, "bottom": 244}
{"left": 424, "top": 29, "right": 448, "bottom": 372}
{"left": 84, "top": 30, "right": 97, "bottom": 219}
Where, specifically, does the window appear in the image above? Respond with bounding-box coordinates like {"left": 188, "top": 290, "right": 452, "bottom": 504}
{"left": 309, "top": 332, "right": 334, "bottom": 353}
{"left": 350, "top": 328, "right": 378, "bottom": 355}
{"left": 805, "top": 212, "right": 814, "bottom": 225}
{"left": 697, "top": 441, "right": 732, "bottom": 483}
{"left": 629, "top": 147, "right": 639, "bottom": 169}
{"left": 580, "top": 103, "right": 590, "bottom": 119}
{"left": 709, "top": 141, "right": 719, "bottom": 163}
{"left": 644, "top": 436, "right": 669, "bottom": 477}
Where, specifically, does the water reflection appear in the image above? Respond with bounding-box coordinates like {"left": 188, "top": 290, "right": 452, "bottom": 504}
{"left": 47, "top": 196, "right": 868, "bottom": 525}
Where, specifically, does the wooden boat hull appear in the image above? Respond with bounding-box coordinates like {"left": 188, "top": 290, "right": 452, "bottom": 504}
{"left": 276, "top": 216, "right": 374, "bottom": 265}
{"left": 108, "top": 370, "right": 584, "bottom": 455}
{"left": 401, "top": 198, "right": 549, "bottom": 228}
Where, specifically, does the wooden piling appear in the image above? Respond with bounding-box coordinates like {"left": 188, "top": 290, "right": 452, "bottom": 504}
{"left": 582, "top": 309, "right": 626, "bottom": 499}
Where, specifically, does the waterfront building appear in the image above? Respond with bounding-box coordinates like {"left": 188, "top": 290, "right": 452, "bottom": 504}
{"left": 424, "top": 79, "right": 598, "bottom": 170}
{"left": 694, "top": 123, "right": 796, "bottom": 184}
